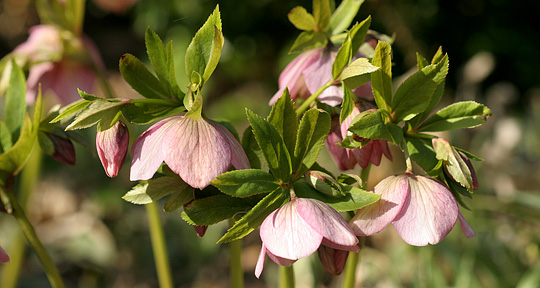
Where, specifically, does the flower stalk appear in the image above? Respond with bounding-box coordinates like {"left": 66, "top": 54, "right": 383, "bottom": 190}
{"left": 146, "top": 201, "right": 174, "bottom": 288}
{"left": 296, "top": 81, "right": 333, "bottom": 116}
{"left": 279, "top": 265, "right": 295, "bottom": 288}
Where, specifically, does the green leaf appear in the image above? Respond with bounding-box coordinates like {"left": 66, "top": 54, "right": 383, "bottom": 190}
{"left": 119, "top": 53, "right": 170, "bottom": 100}
{"left": 329, "top": 0, "right": 365, "bottom": 35}
{"left": 418, "top": 101, "right": 492, "bottom": 132}
{"left": 370, "top": 41, "right": 392, "bottom": 111}
{"left": 407, "top": 79, "right": 445, "bottom": 129}
{"left": 391, "top": 54, "right": 449, "bottom": 122}
{"left": 182, "top": 195, "right": 253, "bottom": 226}
{"left": 145, "top": 27, "right": 173, "bottom": 96}
{"left": 65, "top": 97, "right": 126, "bottom": 131}
{"left": 332, "top": 35, "right": 352, "bottom": 80}
{"left": 341, "top": 57, "right": 379, "bottom": 89}
{"left": 348, "top": 16, "right": 371, "bottom": 56}
{"left": 123, "top": 176, "right": 189, "bottom": 204}
{"left": 267, "top": 89, "right": 297, "bottom": 156}
{"left": 416, "top": 52, "right": 429, "bottom": 70}
{"left": 340, "top": 86, "right": 356, "bottom": 123}
{"left": 50, "top": 99, "right": 92, "bottom": 123}
{"left": 293, "top": 109, "right": 331, "bottom": 176}
{"left": 185, "top": 5, "right": 223, "bottom": 86}
{"left": 347, "top": 109, "right": 403, "bottom": 145}
{"left": 0, "top": 121, "right": 12, "bottom": 153}
{"left": 293, "top": 180, "right": 379, "bottom": 211}
{"left": 304, "top": 170, "right": 344, "bottom": 197}
{"left": 406, "top": 136, "right": 438, "bottom": 173}
{"left": 217, "top": 187, "right": 290, "bottom": 243}
{"left": 211, "top": 169, "right": 279, "bottom": 197}
{"left": 241, "top": 127, "right": 264, "bottom": 170}
{"left": 289, "top": 31, "right": 328, "bottom": 54}
{"left": 433, "top": 138, "right": 474, "bottom": 190}
{"left": 313, "top": 0, "right": 332, "bottom": 31}
{"left": 288, "top": 6, "right": 316, "bottom": 31}
{"left": 121, "top": 102, "right": 185, "bottom": 125}
{"left": 64, "top": 0, "right": 85, "bottom": 34}
{"left": 4, "top": 61, "right": 26, "bottom": 141}
{"left": 246, "top": 109, "right": 292, "bottom": 182}
{"left": 165, "top": 41, "right": 184, "bottom": 101}
{"left": 163, "top": 185, "right": 194, "bottom": 212}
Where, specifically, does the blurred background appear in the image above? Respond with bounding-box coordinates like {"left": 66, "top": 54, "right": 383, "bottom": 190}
{"left": 0, "top": 0, "right": 539, "bottom": 287}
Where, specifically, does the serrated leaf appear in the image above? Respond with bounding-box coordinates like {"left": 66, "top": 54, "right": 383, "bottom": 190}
{"left": 288, "top": 6, "right": 316, "bottom": 31}
{"left": 329, "top": 0, "right": 365, "bottom": 35}
{"left": 418, "top": 101, "right": 492, "bottom": 132}
{"left": 416, "top": 52, "right": 429, "bottom": 70}
{"left": 182, "top": 194, "right": 253, "bottom": 226}
{"left": 293, "top": 109, "right": 331, "bottom": 176}
{"left": 50, "top": 99, "right": 92, "bottom": 123}
{"left": 293, "top": 180, "right": 379, "bottom": 211}
{"left": 123, "top": 176, "right": 188, "bottom": 204}
{"left": 341, "top": 57, "right": 379, "bottom": 89}
{"left": 217, "top": 187, "right": 289, "bottom": 243}
{"left": 241, "top": 127, "right": 264, "bottom": 170}
{"left": 332, "top": 35, "right": 352, "bottom": 80}
{"left": 119, "top": 53, "right": 170, "bottom": 100}
{"left": 289, "top": 31, "right": 328, "bottom": 54}
{"left": 371, "top": 41, "right": 392, "bottom": 111}
{"left": 121, "top": 102, "right": 184, "bottom": 125}
{"left": 267, "top": 89, "right": 297, "bottom": 156}
{"left": 65, "top": 98, "right": 125, "bottom": 131}
{"left": 165, "top": 41, "right": 184, "bottom": 101}
{"left": 145, "top": 27, "right": 173, "bottom": 96}
{"left": 163, "top": 185, "right": 194, "bottom": 212}
{"left": 340, "top": 86, "right": 356, "bottom": 123}
{"left": 347, "top": 109, "right": 403, "bottom": 144}
{"left": 391, "top": 54, "right": 449, "bottom": 122}
{"left": 211, "top": 169, "right": 279, "bottom": 197}
{"left": 348, "top": 16, "right": 371, "bottom": 56}
{"left": 246, "top": 109, "right": 292, "bottom": 182}
{"left": 4, "top": 61, "right": 26, "bottom": 141}
{"left": 434, "top": 139, "right": 474, "bottom": 190}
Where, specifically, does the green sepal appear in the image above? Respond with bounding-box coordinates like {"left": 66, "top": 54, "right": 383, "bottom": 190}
{"left": 293, "top": 108, "right": 331, "bottom": 177}
{"left": 119, "top": 53, "right": 170, "bottom": 100}
{"left": 332, "top": 34, "right": 352, "bottom": 80}
{"left": 246, "top": 109, "right": 292, "bottom": 182}
{"left": 329, "top": 0, "right": 365, "bottom": 35}
{"left": 370, "top": 41, "right": 393, "bottom": 112}
{"left": 4, "top": 61, "right": 26, "bottom": 142}
{"left": 293, "top": 180, "right": 380, "bottom": 212}
{"left": 122, "top": 176, "right": 189, "bottom": 204}
{"left": 418, "top": 101, "right": 492, "bottom": 132}
{"left": 313, "top": 0, "right": 332, "bottom": 31}
{"left": 341, "top": 57, "right": 379, "bottom": 89}
{"left": 289, "top": 31, "right": 328, "bottom": 54}
{"left": 267, "top": 89, "right": 297, "bottom": 157}
{"left": 182, "top": 194, "right": 254, "bottom": 226}
{"left": 217, "top": 187, "right": 290, "bottom": 243}
{"left": 211, "top": 169, "right": 280, "bottom": 197}
{"left": 288, "top": 6, "right": 316, "bottom": 31}
{"left": 347, "top": 109, "right": 403, "bottom": 145}
{"left": 406, "top": 136, "right": 438, "bottom": 173}
{"left": 391, "top": 54, "right": 449, "bottom": 122}
{"left": 185, "top": 5, "right": 223, "bottom": 87}
{"left": 434, "top": 139, "right": 474, "bottom": 190}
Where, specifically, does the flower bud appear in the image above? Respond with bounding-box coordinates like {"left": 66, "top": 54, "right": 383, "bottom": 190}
{"left": 45, "top": 133, "right": 76, "bottom": 165}
{"left": 193, "top": 225, "right": 208, "bottom": 238}
{"left": 96, "top": 121, "right": 129, "bottom": 177}
{"left": 304, "top": 170, "right": 344, "bottom": 197}
{"left": 317, "top": 245, "right": 349, "bottom": 275}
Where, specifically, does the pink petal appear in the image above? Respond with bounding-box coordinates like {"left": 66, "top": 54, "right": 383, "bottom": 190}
{"left": 26, "top": 62, "right": 55, "bottom": 104}
{"left": 392, "top": 175, "right": 459, "bottom": 246}
{"left": 14, "top": 25, "right": 63, "bottom": 63}
{"left": 350, "top": 175, "right": 409, "bottom": 236}
{"left": 130, "top": 118, "right": 174, "bottom": 181}
{"left": 0, "top": 246, "right": 9, "bottom": 263}
{"left": 303, "top": 49, "right": 343, "bottom": 106}
{"left": 97, "top": 121, "right": 129, "bottom": 177}
{"left": 296, "top": 198, "right": 359, "bottom": 250}
{"left": 210, "top": 121, "right": 250, "bottom": 170}
{"left": 260, "top": 200, "right": 323, "bottom": 260}
{"left": 162, "top": 117, "right": 231, "bottom": 189}
{"left": 458, "top": 211, "right": 476, "bottom": 238}
{"left": 325, "top": 116, "right": 356, "bottom": 171}
{"left": 255, "top": 244, "right": 295, "bottom": 278}
{"left": 50, "top": 61, "right": 97, "bottom": 105}
{"left": 255, "top": 245, "right": 266, "bottom": 278}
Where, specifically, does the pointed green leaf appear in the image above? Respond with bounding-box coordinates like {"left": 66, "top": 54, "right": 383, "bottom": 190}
{"left": 163, "top": 186, "right": 194, "bottom": 212}
{"left": 418, "top": 101, "right": 492, "bottom": 132}
{"left": 370, "top": 41, "right": 392, "bottom": 111}
{"left": 50, "top": 99, "right": 92, "bottom": 123}
{"left": 211, "top": 169, "right": 279, "bottom": 197}
{"left": 434, "top": 138, "right": 474, "bottom": 190}
{"left": 4, "top": 61, "right": 26, "bottom": 140}
{"left": 293, "top": 109, "right": 331, "bottom": 176}
{"left": 391, "top": 54, "right": 449, "bottom": 122}
{"left": 293, "top": 180, "right": 379, "bottom": 211}
{"left": 347, "top": 109, "right": 403, "bottom": 144}
{"left": 267, "top": 89, "right": 297, "bottom": 156}
{"left": 329, "top": 0, "right": 365, "bottom": 35}
{"left": 119, "top": 53, "right": 170, "bottom": 100}
{"left": 406, "top": 136, "right": 438, "bottom": 173}
{"left": 0, "top": 121, "right": 12, "bottom": 153}
{"left": 121, "top": 102, "right": 185, "bottom": 125}
{"left": 241, "top": 127, "right": 264, "bottom": 170}
{"left": 341, "top": 57, "right": 379, "bottom": 89}
{"left": 182, "top": 195, "right": 253, "bottom": 226}
{"left": 289, "top": 31, "right": 328, "bottom": 54}
{"left": 332, "top": 35, "right": 352, "bottom": 80}
{"left": 348, "top": 16, "right": 371, "bottom": 56}
{"left": 340, "top": 86, "right": 356, "bottom": 123}
{"left": 165, "top": 41, "right": 184, "bottom": 101}
{"left": 313, "top": 0, "right": 332, "bottom": 31}
{"left": 288, "top": 6, "right": 316, "bottom": 31}
{"left": 145, "top": 27, "right": 175, "bottom": 96}
{"left": 217, "top": 187, "right": 290, "bottom": 243}
{"left": 416, "top": 52, "right": 429, "bottom": 70}
{"left": 123, "top": 176, "right": 189, "bottom": 205}
{"left": 65, "top": 98, "right": 126, "bottom": 131}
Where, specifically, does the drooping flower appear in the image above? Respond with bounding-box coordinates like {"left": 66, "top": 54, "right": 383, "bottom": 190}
{"left": 96, "top": 121, "right": 129, "bottom": 178}
{"left": 0, "top": 246, "right": 9, "bottom": 263}
{"left": 350, "top": 173, "right": 475, "bottom": 246}
{"left": 130, "top": 116, "right": 250, "bottom": 189}
{"left": 325, "top": 103, "right": 392, "bottom": 170}
{"left": 255, "top": 197, "right": 359, "bottom": 278}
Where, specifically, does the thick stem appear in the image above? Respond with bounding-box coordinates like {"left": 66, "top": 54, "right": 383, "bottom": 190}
{"left": 229, "top": 232, "right": 244, "bottom": 288}
{"left": 296, "top": 81, "right": 333, "bottom": 116}
{"left": 146, "top": 202, "right": 174, "bottom": 288}
{"left": 279, "top": 265, "right": 295, "bottom": 288}
{"left": 342, "top": 250, "right": 359, "bottom": 288}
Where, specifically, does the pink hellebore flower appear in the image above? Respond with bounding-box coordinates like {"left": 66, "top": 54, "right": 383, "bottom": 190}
{"left": 350, "top": 173, "right": 475, "bottom": 246}
{"left": 0, "top": 246, "right": 9, "bottom": 263}
{"left": 270, "top": 48, "right": 373, "bottom": 107}
{"left": 130, "top": 116, "right": 250, "bottom": 189}
{"left": 96, "top": 121, "right": 130, "bottom": 178}
{"left": 255, "top": 197, "right": 359, "bottom": 278}
{"left": 325, "top": 104, "right": 392, "bottom": 170}
{"left": 92, "top": 0, "right": 139, "bottom": 14}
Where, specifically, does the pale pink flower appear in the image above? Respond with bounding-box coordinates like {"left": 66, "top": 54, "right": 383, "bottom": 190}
{"left": 255, "top": 197, "right": 359, "bottom": 278}
{"left": 96, "top": 121, "right": 129, "bottom": 178}
{"left": 0, "top": 246, "right": 9, "bottom": 263}
{"left": 350, "top": 173, "right": 475, "bottom": 246}
{"left": 130, "top": 116, "right": 250, "bottom": 189}
{"left": 92, "top": 0, "right": 139, "bottom": 14}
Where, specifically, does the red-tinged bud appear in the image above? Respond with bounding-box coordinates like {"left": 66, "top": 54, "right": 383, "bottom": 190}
{"left": 96, "top": 121, "right": 129, "bottom": 177}
{"left": 459, "top": 152, "right": 479, "bottom": 190}
{"left": 194, "top": 225, "right": 208, "bottom": 238}
{"left": 0, "top": 246, "right": 9, "bottom": 263}
{"left": 48, "top": 133, "right": 76, "bottom": 165}
{"left": 317, "top": 245, "right": 349, "bottom": 275}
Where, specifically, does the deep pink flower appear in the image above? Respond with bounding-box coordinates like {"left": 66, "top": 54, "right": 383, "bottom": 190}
{"left": 0, "top": 246, "right": 9, "bottom": 263}
{"left": 130, "top": 116, "right": 250, "bottom": 189}
{"left": 350, "top": 173, "right": 475, "bottom": 246}
{"left": 96, "top": 121, "right": 129, "bottom": 178}
{"left": 325, "top": 104, "right": 392, "bottom": 170}
{"left": 255, "top": 197, "right": 359, "bottom": 278}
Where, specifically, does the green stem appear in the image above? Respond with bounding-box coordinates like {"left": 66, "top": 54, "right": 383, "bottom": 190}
{"left": 4, "top": 184, "right": 65, "bottom": 288}
{"left": 401, "top": 138, "right": 413, "bottom": 173}
{"left": 130, "top": 98, "right": 182, "bottom": 107}
{"left": 145, "top": 202, "right": 174, "bottom": 288}
{"left": 296, "top": 81, "right": 333, "bottom": 116}
{"left": 342, "top": 250, "right": 359, "bottom": 288}
{"left": 279, "top": 265, "right": 295, "bottom": 288}
{"left": 229, "top": 235, "right": 244, "bottom": 288}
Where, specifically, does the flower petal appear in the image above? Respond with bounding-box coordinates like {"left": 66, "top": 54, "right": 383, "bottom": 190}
{"left": 350, "top": 175, "right": 409, "bottom": 236}
{"left": 317, "top": 245, "right": 349, "bottom": 275}
{"left": 392, "top": 175, "right": 459, "bottom": 246}
{"left": 325, "top": 116, "right": 357, "bottom": 171}
{"left": 130, "top": 118, "right": 174, "bottom": 181}
{"left": 162, "top": 117, "right": 231, "bottom": 189}
{"left": 260, "top": 200, "right": 323, "bottom": 260}
{"left": 0, "top": 246, "right": 9, "bottom": 263}
{"left": 97, "top": 121, "right": 129, "bottom": 177}
{"left": 458, "top": 211, "right": 476, "bottom": 238}
{"left": 210, "top": 121, "right": 250, "bottom": 170}
{"left": 255, "top": 244, "right": 266, "bottom": 278}
{"left": 296, "top": 198, "right": 358, "bottom": 249}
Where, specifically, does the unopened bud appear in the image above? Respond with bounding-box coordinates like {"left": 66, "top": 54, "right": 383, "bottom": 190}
{"left": 48, "top": 133, "right": 76, "bottom": 165}
{"left": 194, "top": 225, "right": 208, "bottom": 238}
{"left": 317, "top": 245, "right": 349, "bottom": 275}
{"left": 305, "top": 171, "right": 344, "bottom": 197}
{"left": 96, "top": 121, "right": 129, "bottom": 177}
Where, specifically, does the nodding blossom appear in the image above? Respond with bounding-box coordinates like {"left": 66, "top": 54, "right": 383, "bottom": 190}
{"left": 255, "top": 197, "right": 359, "bottom": 278}
{"left": 130, "top": 116, "right": 250, "bottom": 189}
{"left": 350, "top": 173, "right": 475, "bottom": 246}
{"left": 96, "top": 121, "right": 130, "bottom": 178}
{"left": 0, "top": 246, "right": 9, "bottom": 263}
